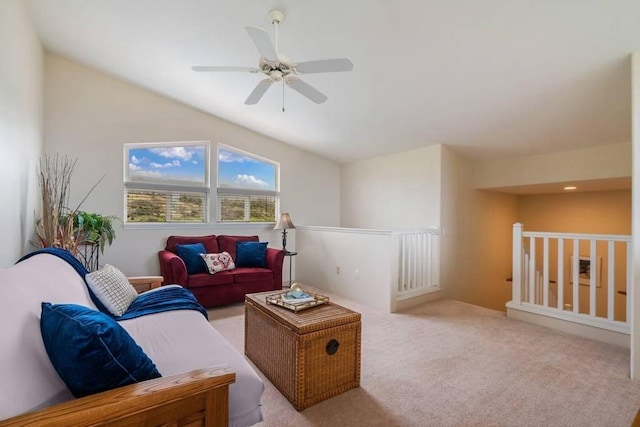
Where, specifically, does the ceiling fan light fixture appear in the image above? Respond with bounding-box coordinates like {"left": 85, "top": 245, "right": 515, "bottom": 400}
{"left": 268, "top": 10, "right": 285, "bottom": 24}
{"left": 191, "top": 9, "right": 353, "bottom": 107}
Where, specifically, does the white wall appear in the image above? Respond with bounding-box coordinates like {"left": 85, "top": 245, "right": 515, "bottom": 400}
{"left": 0, "top": 0, "right": 43, "bottom": 267}
{"left": 631, "top": 51, "right": 640, "bottom": 380}
{"left": 341, "top": 145, "right": 441, "bottom": 229}
{"left": 43, "top": 54, "right": 340, "bottom": 275}
{"left": 475, "top": 142, "right": 631, "bottom": 189}
{"left": 295, "top": 226, "right": 394, "bottom": 312}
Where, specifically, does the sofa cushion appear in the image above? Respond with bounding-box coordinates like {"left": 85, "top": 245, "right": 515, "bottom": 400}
{"left": 85, "top": 264, "right": 139, "bottom": 316}
{"left": 217, "top": 235, "right": 258, "bottom": 261}
{"left": 40, "top": 302, "right": 161, "bottom": 398}
{"left": 236, "top": 241, "right": 268, "bottom": 268}
{"left": 232, "top": 267, "right": 273, "bottom": 284}
{"left": 188, "top": 272, "right": 234, "bottom": 288}
{"left": 166, "top": 235, "right": 219, "bottom": 254}
{"left": 200, "top": 252, "right": 236, "bottom": 274}
{"left": 175, "top": 243, "right": 207, "bottom": 274}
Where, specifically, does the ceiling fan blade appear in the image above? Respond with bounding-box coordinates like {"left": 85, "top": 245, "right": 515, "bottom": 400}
{"left": 245, "top": 26, "right": 278, "bottom": 63}
{"left": 192, "top": 66, "right": 259, "bottom": 73}
{"left": 294, "top": 58, "right": 354, "bottom": 74}
{"left": 287, "top": 77, "right": 328, "bottom": 104}
{"left": 245, "top": 79, "right": 273, "bottom": 105}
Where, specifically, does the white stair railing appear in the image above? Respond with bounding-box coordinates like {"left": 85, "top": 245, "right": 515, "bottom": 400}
{"left": 396, "top": 227, "right": 440, "bottom": 300}
{"left": 511, "top": 223, "right": 631, "bottom": 334}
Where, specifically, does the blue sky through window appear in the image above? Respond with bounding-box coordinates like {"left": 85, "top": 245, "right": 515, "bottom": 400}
{"left": 128, "top": 145, "right": 206, "bottom": 185}
{"left": 218, "top": 147, "right": 276, "bottom": 191}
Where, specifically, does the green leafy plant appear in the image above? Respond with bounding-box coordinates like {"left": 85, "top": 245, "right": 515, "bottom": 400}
{"left": 73, "top": 211, "right": 118, "bottom": 254}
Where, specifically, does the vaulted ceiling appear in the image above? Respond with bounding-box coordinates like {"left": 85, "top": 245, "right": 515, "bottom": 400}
{"left": 27, "top": 0, "right": 640, "bottom": 164}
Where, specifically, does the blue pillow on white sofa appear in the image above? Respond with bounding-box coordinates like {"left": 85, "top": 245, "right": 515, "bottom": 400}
{"left": 40, "top": 302, "right": 161, "bottom": 397}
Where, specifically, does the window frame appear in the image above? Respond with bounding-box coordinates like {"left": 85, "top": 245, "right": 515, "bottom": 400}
{"left": 216, "top": 143, "right": 280, "bottom": 224}
{"left": 123, "top": 140, "right": 210, "bottom": 225}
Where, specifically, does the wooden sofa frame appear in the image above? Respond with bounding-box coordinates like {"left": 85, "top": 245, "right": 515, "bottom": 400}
{"left": 0, "top": 366, "right": 235, "bottom": 427}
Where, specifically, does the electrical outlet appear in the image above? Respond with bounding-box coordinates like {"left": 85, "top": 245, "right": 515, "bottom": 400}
{"left": 336, "top": 266, "right": 340, "bottom": 275}
{"left": 354, "top": 269, "right": 359, "bottom": 280}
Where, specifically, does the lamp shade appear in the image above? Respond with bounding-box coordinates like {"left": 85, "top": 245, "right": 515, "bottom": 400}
{"left": 274, "top": 213, "right": 295, "bottom": 230}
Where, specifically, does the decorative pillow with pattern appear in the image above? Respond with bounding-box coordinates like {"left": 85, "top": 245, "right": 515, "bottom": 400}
{"left": 200, "top": 252, "right": 236, "bottom": 275}
{"left": 85, "top": 264, "right": 139, "bottom": 316}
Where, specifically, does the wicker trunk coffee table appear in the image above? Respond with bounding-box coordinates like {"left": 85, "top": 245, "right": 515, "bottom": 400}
{"left": 245, "top": 291, "right": 361, "bottom": 411}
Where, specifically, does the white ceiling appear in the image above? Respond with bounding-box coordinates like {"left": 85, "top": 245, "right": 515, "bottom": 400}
{"left": 27, "top": 0, "right": 640, "bottom": 164}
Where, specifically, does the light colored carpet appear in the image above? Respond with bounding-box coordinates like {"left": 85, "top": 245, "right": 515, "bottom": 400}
{"left": 209, "top": 290, "right": 640, "bottom": 427}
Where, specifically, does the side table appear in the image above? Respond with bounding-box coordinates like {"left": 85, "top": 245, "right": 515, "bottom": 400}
{"left": 284, "top": 251, "right": 297, "bottom": 288}
{"left": 127, "top": 276, "right": 163, "bottom": 294}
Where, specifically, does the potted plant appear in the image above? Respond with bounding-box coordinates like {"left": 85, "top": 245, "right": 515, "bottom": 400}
{"left": 34, "top": 154, "right": 115, "bottom": 270}
{"left": 74, "top": 211, "right": 117, "bottom": 254}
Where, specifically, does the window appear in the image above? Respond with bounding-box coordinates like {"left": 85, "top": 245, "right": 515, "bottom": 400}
{"left": 124, "top": 142, "right": 209, "bottom": 223}
{"left": 217, "top": 145, "right": 278, "bottom": 222}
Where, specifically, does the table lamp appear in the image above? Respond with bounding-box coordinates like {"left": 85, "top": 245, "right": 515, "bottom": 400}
{"left": 274, "top": 213, "right": 295, "bottom": 253}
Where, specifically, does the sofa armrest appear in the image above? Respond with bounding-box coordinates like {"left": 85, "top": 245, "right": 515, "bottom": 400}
{"left": 159, "top": 250, "right": 188, "bottom": 287}
{"left": 0, "top": 366, "right": 235, "bottom": 427}
{"left": 265, "top": 248, "right": 285, "bottom": 287}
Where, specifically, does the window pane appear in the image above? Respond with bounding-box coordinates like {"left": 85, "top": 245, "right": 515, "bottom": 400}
{"left": 218, "top": 194, "right": 275, "bottom": 222}
{"left": 218, "top": 147, "right": 276, "bottom": 192}
{"left": 127, "top": 190, "right": 206, "bottom": 223}
{"left": 249, "top": 195, "right": 276, "bottom": 222}
{"left": 128, "top": 145, "right": 206, "bottom": 186}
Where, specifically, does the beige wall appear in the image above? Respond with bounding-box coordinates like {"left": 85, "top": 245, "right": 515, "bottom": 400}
{"left": 340, "top": 144, "right": 441, "bottom": 229}
{"left": 518, "top": 191, "right": 631, "bottom": 235}
{"left": 475, "top": 142, "right": 631, "bottom": 190}
{"left": 440, "top": 147, "right": 519, "bottom": 312}
{"left": 0, "top": 1, "right": 43, "bottom": 267}
{"left": 44, "top": 54, "right": 341, "bottom": 275}
{"left": 518, "top": 190, "right": 631, "bottom": 321}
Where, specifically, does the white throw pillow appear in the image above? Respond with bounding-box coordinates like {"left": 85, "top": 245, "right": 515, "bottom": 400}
{"left": 85, "top": 264, "right": 138, "bottom": 316}
{"left": 200, "top": 252, "right": 236, "bottom": 274}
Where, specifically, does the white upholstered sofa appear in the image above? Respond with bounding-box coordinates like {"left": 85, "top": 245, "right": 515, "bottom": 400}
{"left": 0, "top": 251, "right": 264, "bottom": 426}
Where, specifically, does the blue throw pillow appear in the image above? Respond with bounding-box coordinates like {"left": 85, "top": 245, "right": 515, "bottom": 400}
{"left": 40, "top": 302, "right": 161, "bottom": 398}
{"left": 236, "top": 241, "right": 268, "bottom": 268}
{"left": 175, "top": 243, "right": 207, "bottom": 274}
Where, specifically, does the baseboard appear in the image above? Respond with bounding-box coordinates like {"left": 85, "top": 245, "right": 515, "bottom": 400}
{"left": 394, "top": 290, "right": 442, "bottom": 312}
{"left": 506, "top": 304, "right": 629, "bottom": 349}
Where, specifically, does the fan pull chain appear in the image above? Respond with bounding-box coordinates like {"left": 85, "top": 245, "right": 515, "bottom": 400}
{"left": 282, "top": 79, "right": 285, "bottom": 112}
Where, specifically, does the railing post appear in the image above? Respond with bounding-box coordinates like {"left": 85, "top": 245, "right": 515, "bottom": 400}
{"left": 512, "top": 223, "right": 523, "bottom": 305}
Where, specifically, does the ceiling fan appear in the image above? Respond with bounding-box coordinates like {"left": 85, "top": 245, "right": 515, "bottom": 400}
{"left": 192, "top": 10, "right": 353, "bottom": 108}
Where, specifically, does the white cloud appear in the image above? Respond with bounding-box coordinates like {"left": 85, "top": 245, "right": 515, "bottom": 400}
{"left": 130, "top": 155, "right": 141, "bottom": 165}
{"left": 234, "top": 174, "right": 268, "bottom": 188}
{"left": 129, "top": 163, "right": 142, "bottom": 171}
{"left": 149, "top": 147, "right": 197, "bottom": 161}
{"left": 131, "top": 170, "right": 163, "bottom": 178}
{"left": 219, "top": 149, "right": 256, "bottom": 163}
{"left": 150, "top": 160, "right": 181, "bottom": 168}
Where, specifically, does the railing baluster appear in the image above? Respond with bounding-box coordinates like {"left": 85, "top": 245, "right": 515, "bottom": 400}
{"left": 627, "top": 241, "right": 632, "bottom": 324}
{"left": 607, "top": 240, "right": 614, "bottom": 321}
{"left": 572, "top": 239, "right": 579, "bottom": 314}
{"left": 543, "top": 237, "right": 549, "bottom": 307}
{"left": 557, "top": 238, "right": 564, "bottom": 310}
{"left": 523, "top": 252, "right": 529, "bottom": 303}
{"left": 589, "top": 240, "right": 596, "bottom": 317}
{"left": 529, "top": 237, "right": 536, "bottom": 305}
{"left": 512, "top": 223, "right": 523, "bottom": 305}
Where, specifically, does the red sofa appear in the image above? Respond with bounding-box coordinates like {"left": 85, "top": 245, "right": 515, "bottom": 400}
{"left": 158, "top": 235, "right": 285, "bottom": 307}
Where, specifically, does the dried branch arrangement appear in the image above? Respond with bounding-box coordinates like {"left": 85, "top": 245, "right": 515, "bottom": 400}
{"left": 35, "top": 154, "right": 105, "bottom": 255}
